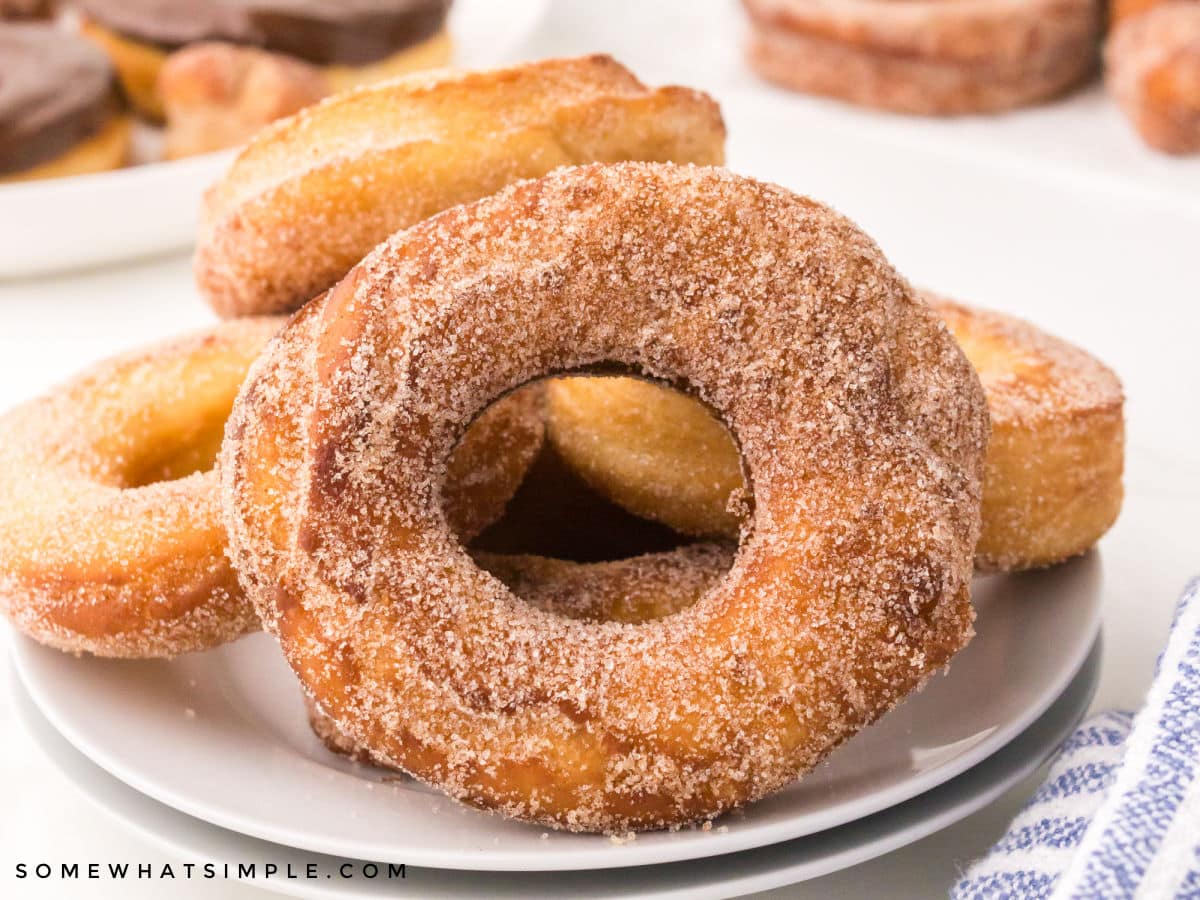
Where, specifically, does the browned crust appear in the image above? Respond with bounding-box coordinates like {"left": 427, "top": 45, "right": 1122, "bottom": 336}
{"left": 1106, "top": 3, "right": 1200, "bottom": 154}
{"left": 0, "top": 318, "right": 283, "bottom": 657}
{"left": 742, "top": 0, "right": 1102, "bottom": 115}
{"left": 545, "top": 293, "right": 1124, "bottom": 571}
{"left": 194, "top": 54, "right": 727, "bottom": 318}
{"left": 222, "top": 162, "right": 987, "bottom": 832}
{"left": 308, "top": 544, "right": 737, "bottom": 762}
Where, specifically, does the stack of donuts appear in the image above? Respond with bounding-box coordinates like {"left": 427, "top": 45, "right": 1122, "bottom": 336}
{"left": 0, "top": 56, "right": 1126, "bottom": 833}
{"left": 741, "top": 0, "right": 1200, "bottom": 154}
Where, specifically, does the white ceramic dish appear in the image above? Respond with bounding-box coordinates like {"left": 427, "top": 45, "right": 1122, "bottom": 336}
{"left": 0, "top": 0, "right": 549, "bottom": 279}
{"left": 12, "top": 640, "right": 1101, "bottom": 898}
{"left": 11, "top": 555, "right": 1102, "bottom": 873}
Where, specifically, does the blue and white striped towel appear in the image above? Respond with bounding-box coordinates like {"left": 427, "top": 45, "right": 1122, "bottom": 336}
{"left": 954, "top": 577, "right": 1200, "bottom": 899}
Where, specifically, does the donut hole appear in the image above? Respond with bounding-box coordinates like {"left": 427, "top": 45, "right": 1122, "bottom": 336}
{"left": 120, "top": 407, "right": 230, "bottom": 487}
{"left": 113, "top": 378, "right": 242, "bottom": 488}
{"left": 465, "top": 375, "right": 743, "bottom": 623}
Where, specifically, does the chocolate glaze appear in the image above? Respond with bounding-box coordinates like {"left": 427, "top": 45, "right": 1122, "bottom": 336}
{"left": 77, "top": 0, "right": 451, "bottom": 65}
{"left": 0, "top": 25, "right": 114, "bottom": 175}
{"left": 0, "top": 0, "right": 54, "bottom": 20}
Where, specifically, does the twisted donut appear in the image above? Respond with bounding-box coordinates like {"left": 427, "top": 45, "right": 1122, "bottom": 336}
{"left": 546, "top": 294, "right": 1123, "bottom": 571}
{"left": 1106, "top": 2, "right": 1200, "bottom": 154}
{"left": 0, "top": 309, "right": 543, "bottom": 658}
{"left": 195, "top": 54, "right": 726, "bottom": 318}
{"left": 741, "top": 0, "right": 1102, "bottom": 115}
{"left": 223, "top": 162, "right": 988, "bottom": 831}
{"left": 308, "top": 545, "right": 736, "bottom": 763}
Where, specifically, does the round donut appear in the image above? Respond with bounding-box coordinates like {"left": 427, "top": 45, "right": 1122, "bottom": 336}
{"left": 1106, "top": 2, "right": 1200, "bottom": 155}
{"left": 194, "top": 54, "right": 726, "bottom": 318}
{"left": 0, "top": 309, "right": 543, "bottom": 658}
{"left": 545, "top": 294, "right": 1123, "bottom": 572}
{"left": 741, "top": 0, "right": 1102, "bottom": 115}
{"left": 308, "top": 544, "right": 736, "bottom": 763}
{"left": 222, "top": 162, "right": 988, "bottom": 831}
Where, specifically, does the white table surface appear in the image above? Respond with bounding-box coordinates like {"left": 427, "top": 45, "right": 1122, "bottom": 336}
{"left": 1, "top": 2, "right": 1198, "bottom": 897}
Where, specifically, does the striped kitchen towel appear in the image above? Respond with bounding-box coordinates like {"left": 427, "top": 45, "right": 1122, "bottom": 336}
{"left": 954, "top": 577, "right": 1200, "bottom": 899}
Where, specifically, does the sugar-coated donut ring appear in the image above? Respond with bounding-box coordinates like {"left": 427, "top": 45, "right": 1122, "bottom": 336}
{"left": 0, "top": 308, "right": 544, "bottom": 658}
{"left": 546, "top": 294, "right": 1123, "bottom": 572}
{"left": 1106, "top": 3, "right": 1200, "bottom": 154}
{"left": 195, "top": 54, "right": 726, "bottom": 318}
{"left": 0, "top": 318, "right": 282, "bottom": 658}
{"left": 308, "top": 545, "right": 736, "bottom": 763}
{"left": 223, "top": 162, "right": 988, "bottom": 831}
{"left": 741, "top": 0, "right": 1102, "bottom": 115}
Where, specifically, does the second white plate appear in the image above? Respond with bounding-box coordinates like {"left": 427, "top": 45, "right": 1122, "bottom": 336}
{"left": 10, "top": 555, "right": 1102, "bottom": 873}
{"left": 13, "top": 641, "right": 1102, "bottom": 898}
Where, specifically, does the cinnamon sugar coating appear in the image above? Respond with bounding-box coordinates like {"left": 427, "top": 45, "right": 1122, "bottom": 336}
{"left": 0, "top": 306, "right": 543, "bottom": 658}
{"left": 195, "top": 54, "right": 726, "bottom": 318}
{"left": 742, "top": 0, "right": 1102, "bottom": 115}
{"left": 222, "top": 162, "right": 988, "bottom": 832}
{"left": 1106, "top": 3, "right": 1200, "bottom": 154}
{"left": 309, "top": 544, "right": 736, "bottom": 763}
{"left": 0, "top": 318, "right": 282, "bottom": 658}
{"left": 545, "top": 294, "right": 1124, "bottom": 571}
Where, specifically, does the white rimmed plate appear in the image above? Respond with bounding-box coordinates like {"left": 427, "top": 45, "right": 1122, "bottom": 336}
{"left": 12, "top": 639, "right": 1101, "bottom": 897}
{"left": 0, "top": 0, "right": 549, "bottom": 279}
{"left": 10, "top": 555, "right": 1102, "bottom": 872}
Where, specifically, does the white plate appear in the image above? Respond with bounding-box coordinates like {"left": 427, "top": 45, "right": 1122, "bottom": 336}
{"left": 12, "top": 640, "right": 1101, "bottom": 898}
{"left": 0, "top": 0, "right": 549, "bottom": 279}
{"left": 11, "top": 555, "right": 1102, "bottom": 872}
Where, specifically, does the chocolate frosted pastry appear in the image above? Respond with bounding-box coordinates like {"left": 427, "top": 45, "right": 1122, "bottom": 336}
{"left": 78, "top": 0, "right": 453, "bottom": 120}
{"left": 0, "top": 0, "right": 53, "bottom": 20}
{"left": 0, "top": 24, "right": 130, "bottom": 182}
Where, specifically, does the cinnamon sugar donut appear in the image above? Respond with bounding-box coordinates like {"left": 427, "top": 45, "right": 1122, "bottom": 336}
{"left": 742, "top": 0, "right": 1103, "bottom": 115}
{"left": 0, "top": 309, "right": 543, "bottom": 658}
{"left": 309, "top": 545, "right": 736, "bottom": 763}
{"left": 223, "top": 162, "right": 988, "bottom": 831}
{"left": 195, "top": 54, "right": 726, "bottom": 318}
{"left": 546, "top": 294, "right": 1123, "bottom": 571}
{"left": 1106, "top": 2, "right": 1200, "bottom": 154}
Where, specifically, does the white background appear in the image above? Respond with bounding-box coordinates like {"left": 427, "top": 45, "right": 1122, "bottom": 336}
{"left": 2, "top": 1, "right": 1199, "bottom": 897}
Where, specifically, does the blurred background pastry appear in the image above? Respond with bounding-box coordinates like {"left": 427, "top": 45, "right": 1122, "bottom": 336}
{"left": 741, "top": 0, "right": 1103, "bottom": 115}
{"left": 0, "top": 23, "right": 130, "bottom": 182}
{"left": 1106, "top": 1, "right": 1200, "bottom": 154}
{"left": 159, "top": 42, "right": 329, "bottom": 159}
{"left": 76, "top": 0, "right": 453, "bottom": 120}
{"left": 0, "top": 0, "right": 54, "bottom": 20}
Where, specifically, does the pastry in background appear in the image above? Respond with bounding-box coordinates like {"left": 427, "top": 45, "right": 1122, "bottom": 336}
{"left": 1109, "top": 0, "right": 1174, "bottom": 25}
{"left": 76, "top": 0, "right": 453, "bottom": 121}
{"left": 160, "top": 42, "right": 329, "bottom": 159}
{"left": 0, "top": 24, "right": 130, "bottom": 183}
{"left": 1106, "top": 2, "right": 1200, "bottom": 154}
{"left": 741, "top": 0, "right": 1103, "bottom": 115}
{"left": 0, "top": 0, "right": 53, "bottom": 19}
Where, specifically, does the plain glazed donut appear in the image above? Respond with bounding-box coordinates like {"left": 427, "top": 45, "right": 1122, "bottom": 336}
{"left": 223, "top": 162, "right": 988, "bottom": 831}
{"left": 741, "top": 0, "right": 1103, "bottom": 115}
{"left": 1106, "top": 3, "right": 1200, "bottom": 154}
{"left": 546, "top": 294, "right": 1123, "bottom": 572}
{"left": 0, "top": 309, "right": 544, "bottom": 658}
{"left": 195, "top": 54, "right": 726, "bottom": 318}
{"left": 308, "top": 545, "right": 737, "bottom": 763}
